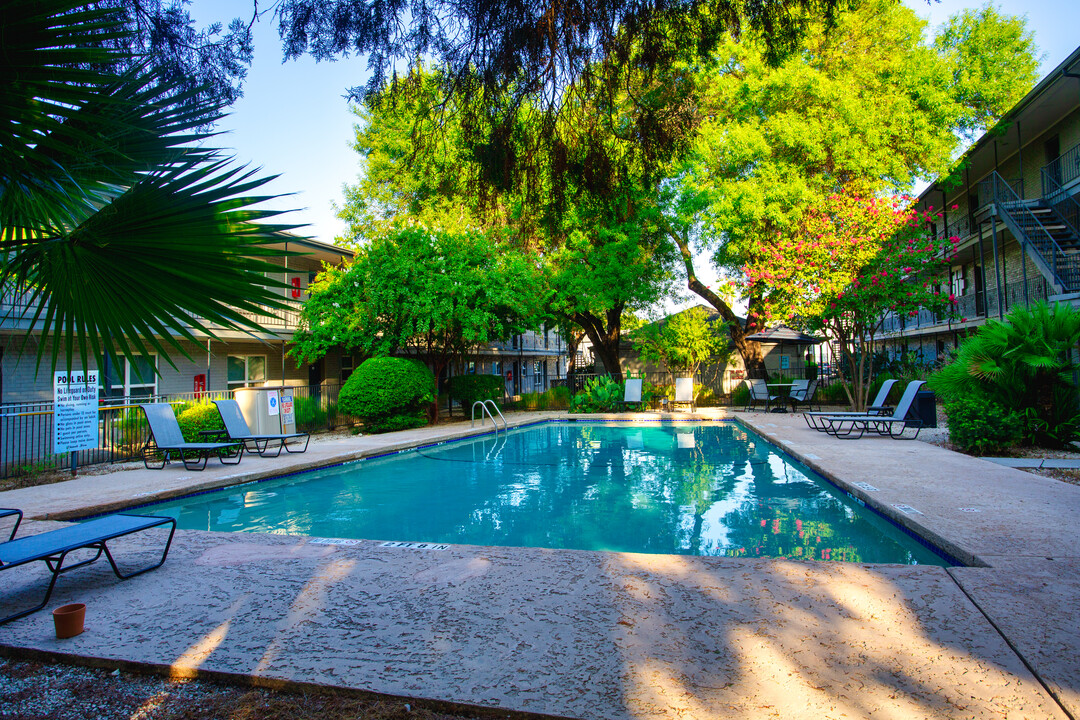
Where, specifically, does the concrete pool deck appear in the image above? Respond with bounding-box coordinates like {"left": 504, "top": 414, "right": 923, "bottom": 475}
{"left": 0, "top": 410, "right": 1077, "bottom": 719}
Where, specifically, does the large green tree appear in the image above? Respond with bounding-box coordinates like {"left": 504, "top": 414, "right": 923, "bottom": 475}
{"left": 1, "top": 0, "right": 298, "bottom": 373}
{"left": 291, "top": 225, "right": 543, "bottom": 419}
{"left": 659, "top": 0, "right": 1039, "bottom": 373}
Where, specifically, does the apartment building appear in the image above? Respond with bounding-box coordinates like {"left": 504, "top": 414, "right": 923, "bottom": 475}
{"left": 880, "top": 46, "right": 1080, "bottom": 362}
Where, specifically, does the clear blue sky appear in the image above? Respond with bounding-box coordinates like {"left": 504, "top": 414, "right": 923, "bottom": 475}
{"left": 198, "top": 0, "right": 1078, "bottom": 253}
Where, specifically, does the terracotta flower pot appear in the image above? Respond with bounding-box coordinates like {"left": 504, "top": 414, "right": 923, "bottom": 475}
{"left": 52, "top": 603, "right": 86, "bottom": 639}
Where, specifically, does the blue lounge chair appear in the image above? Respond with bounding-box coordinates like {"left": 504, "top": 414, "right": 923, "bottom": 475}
{"left": 210, "top": 399, "right": 310, "bottom": 457}
{"left": 0, "top": 512, "right": 176, "bottom": 624}
{"left": 804, "top": 378, "right": 898, "bottom": 430}
{"left": 672, "top": 377, "right": 695, "bottom": 412}
{"left": 140, "top": 403, "right": 242, "bottom": 471}
{"left": 815, "top": 380, "right": 926, "bottom": 439}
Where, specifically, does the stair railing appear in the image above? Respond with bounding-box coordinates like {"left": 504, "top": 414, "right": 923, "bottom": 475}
{"left": 1041, "top": 168, "right": 1080, "bottom": 240}
{"left": 980, "top": 171, "right": 1079, "bottom": 293}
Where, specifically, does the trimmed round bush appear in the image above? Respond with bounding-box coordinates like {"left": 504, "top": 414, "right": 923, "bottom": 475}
{"left": 175, "top": 402, "right": 224, "bottom": 443}
{"left": 339, "top": 357, "right": 436, "bottom": 433}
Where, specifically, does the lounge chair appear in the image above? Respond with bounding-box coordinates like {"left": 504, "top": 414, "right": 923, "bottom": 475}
{"left": 210, "top": 399, "right": 310, "bottom": 457}
{"left": 0, "top": 512, "right": 176, "bottom": 624}
{"left": 804, "top": 379, "right": 898, "bottom": 430}
{"left": 745, "top": 379, "right": 778, "bottom": 412}
{"left": 671, "top": 377, "right": 695, "bottom": 412}
{"left": 621, "top": 378, "right": 646, "bottom": 412}
{"left": 814, "top": 380, "right": 926, "bottom": 439}
{"left": 140, "top": 403, "right": 242, "bottom": 471}
{"left": 788, "top": 379, "right": 820, "bottom": 413}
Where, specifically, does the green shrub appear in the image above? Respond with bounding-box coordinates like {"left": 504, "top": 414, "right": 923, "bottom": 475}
{"left": 944, "top": 395, "right": 1021, "bottom": 455}
{"left": 569, "top": 376, "right": 622, "bottom": 413}
{"left": 515, "top": 385, "right": 573, "bottom": 410}
{"left": 696, "top": 386, "right": 721, "bottom": 407}
{"left": 339, "top": 357, "right": 435, "bottom": 433}
{"left": 449, "top": 374, "right": 504, "bottom": 410}
{"left": 175, "top": 402, "right": 225, "bottom": 443}
{"left": 931, "top": 301, "right": 1080, "bottom": 448}
{"left": 730, "top": 383, "right": 750, "bottom": 407}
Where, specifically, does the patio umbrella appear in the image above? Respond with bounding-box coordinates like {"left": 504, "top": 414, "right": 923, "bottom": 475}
{"left": 744, "top": 326, "right": 825, "bottom": 375}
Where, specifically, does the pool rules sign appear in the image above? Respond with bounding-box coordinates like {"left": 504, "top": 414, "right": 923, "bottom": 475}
{"left": 54, "top": 371, "right": 99, "bottom": 454}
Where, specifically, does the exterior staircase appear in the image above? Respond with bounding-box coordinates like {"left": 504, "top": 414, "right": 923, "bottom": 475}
{"left": 980, "top": 171, "right": 1080, "bottom": 294}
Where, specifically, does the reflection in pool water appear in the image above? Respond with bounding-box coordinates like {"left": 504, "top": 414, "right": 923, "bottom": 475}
{"left": 143, "top": 422, "right": 949, "bottom": 565}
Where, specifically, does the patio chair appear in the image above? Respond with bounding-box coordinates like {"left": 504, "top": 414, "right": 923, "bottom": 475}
{"left": 140, "top": 403, "right": 243, "bottom": 471}
{"left": 815, "top": 380, "right": 926, "bottom": 440}
{"left": 671, "top": 377, "right": 695, "bottom": 412}
{"left": 745, "top": 379, "right": 778, "bottom": 412}
{"left": 0, "top": 512, "right": 176, "bottom": 624}
{"left": 788, "top": 379, "right": 820, "bottom": 413}
{"left": 210, "top": 399, "right": 310, "bottom": 457}
{"left": 621, "top": 378, "right": 646, "bottom": 412}
{"left": 804, "top": 379, "right": 898, "bottom": 430}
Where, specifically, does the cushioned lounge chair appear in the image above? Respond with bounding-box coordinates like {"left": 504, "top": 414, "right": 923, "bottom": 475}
{"left": 815, "top": 380, "right": 926, "bottom": 439}
{"left": 210, "top": 399, "right": 310, "bottom": 457}
{"left": 0, "top": 512, "right": 176, "bottom": 624}
{"left": 745, "top": 379, "right": 778, "bottom": 412}
{"left": 804, "top": 379, "right": 898, "bottom": 430}
{"left": 140, "top": 403, "right": 242, "bottom": 470}
{"left": 621, "top": 378, "right": 646, "bottom": 411}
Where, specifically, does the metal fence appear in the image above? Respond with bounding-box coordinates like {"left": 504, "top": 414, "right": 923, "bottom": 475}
{"left": 0, "top": 384, "right": 355, "bottom": 480}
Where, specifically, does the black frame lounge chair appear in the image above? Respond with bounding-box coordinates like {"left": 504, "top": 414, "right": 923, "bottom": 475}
{"left": 140, "top": 403, "right": 242, "bottom": 471}
{"left": 1, "top": 508, "right": 23, "bottom": 541}
{"left": 815, "top": 380, "right": 926, "bottom": 440}
{"left": 745, "top": 379, "right": 778, "bottom": 412}
{"left": 621, "top": 378, "right": 646, "bottom": 412}
{"left": 209, "top": 399, "right": 310, "bottom": 457}
{"left": 805, "top": 379, "right": 898, "bottom": 430}
{"left": 0, "top": 512, "right": 176, "bottom": 624}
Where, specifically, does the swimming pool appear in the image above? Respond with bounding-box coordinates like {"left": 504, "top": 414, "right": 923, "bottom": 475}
{"left": 142, "top": 422, "right": 950, "bottom": 565}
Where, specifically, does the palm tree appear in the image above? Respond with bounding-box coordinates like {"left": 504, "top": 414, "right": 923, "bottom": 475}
{"left": 1, "top": 0, "right": 299, "bottom": 373}
{"left": 930, "top": 301, "right": 1080, "bottom": 447}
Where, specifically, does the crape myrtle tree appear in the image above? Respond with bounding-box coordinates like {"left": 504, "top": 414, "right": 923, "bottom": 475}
{"left": 657, "top": 0, "right": 1039, "bottom": 375}
{"left": 291, "top": 224, "right": 544, "bottom": 422}
{"left": 1, "top": 0, "right": 298, "bottom": 373}
{"left": 743, "top": 190, "right": 958, "bottom": 410}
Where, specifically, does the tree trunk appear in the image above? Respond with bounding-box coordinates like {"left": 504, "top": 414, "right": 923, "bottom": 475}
{"left": 571, "top": 307, "right": 625, "bottom": 383}
{"left": 662, "top": 219, "right": 768, "bottom": 378}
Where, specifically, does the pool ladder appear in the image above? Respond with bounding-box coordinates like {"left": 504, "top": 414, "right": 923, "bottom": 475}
{"left": 471, "top": 400, "right": 507, "bottom": 435}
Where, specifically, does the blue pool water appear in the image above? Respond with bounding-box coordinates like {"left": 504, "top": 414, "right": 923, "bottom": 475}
{"left": 142, "top": 422, "right": 950, "bottom": 565}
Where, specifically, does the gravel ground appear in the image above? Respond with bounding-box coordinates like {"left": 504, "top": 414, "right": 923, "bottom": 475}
{"left": 920, "top": 406, "right": 1080, "bottom": 486}
{"left": 0, "top": 657, "right": 492, "bottom": 720}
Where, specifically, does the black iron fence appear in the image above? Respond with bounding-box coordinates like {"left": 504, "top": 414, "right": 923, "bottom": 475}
{"left": 0, "top": 384, "right": 355, "bottom": 480}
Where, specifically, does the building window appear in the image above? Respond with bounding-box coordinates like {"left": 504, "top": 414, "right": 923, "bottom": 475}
{"left": 228, "top": 355, "right": 266, "bottom": 389}
{"left": 340, "top": 354, "right": 355, "bottom": 383}
{"left": 100, "top": 353, "right": 157, "bottom": 400}
{"left": 492, "top": 360, "right": 502, "bottom": 376}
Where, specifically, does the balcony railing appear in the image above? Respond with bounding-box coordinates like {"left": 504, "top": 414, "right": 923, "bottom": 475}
{"left": 880, "top": 278, "right": 1050, "bottom": 334}
{"left": 1046, "top": 141, "right": 1080, "bottom": 189}
{"left": 1, "top": 285, "right": 303, "bottom": 332}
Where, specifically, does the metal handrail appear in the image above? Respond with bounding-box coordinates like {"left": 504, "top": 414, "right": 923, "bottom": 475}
{"left": 1041, "top": 168, "right": 1080, "bottom": 239}
{"left": 470, "top": 400, "right": 506, "bottom": 434}
{"left": 483, "top": 399, "right": 507, "bottom": 430}
{"left": 980, "top": 171, "right": 1078, "bottom": 292}
{"left": 1045, "top": 141, "right": 1080, "bottom": 189}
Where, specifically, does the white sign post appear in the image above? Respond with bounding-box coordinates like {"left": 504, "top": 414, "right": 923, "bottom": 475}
{"left": 54, "top": 371, "right": 99, "bottom": 475}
